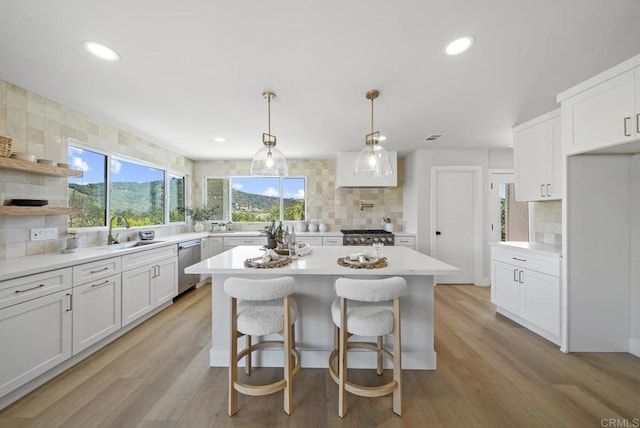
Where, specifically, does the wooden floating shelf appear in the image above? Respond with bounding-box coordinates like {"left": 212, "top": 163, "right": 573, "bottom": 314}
{"left": 0, "top": 156, "right": 83, "bottom": 177}
{"left": 0, "top": 206, "right": 83, "bottom": 216}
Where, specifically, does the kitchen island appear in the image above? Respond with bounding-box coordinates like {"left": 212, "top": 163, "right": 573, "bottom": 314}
{"left": 185, "top": 245, "right": 458, "bottom": 369}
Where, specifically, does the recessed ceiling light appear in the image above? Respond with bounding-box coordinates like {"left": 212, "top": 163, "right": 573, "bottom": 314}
{"left": 445, "top": 35, "right": 475, "bottom": 56}
{"left": 82, "top": 41, "right": 121, "bottom": 61}
{"left": 213, "top": 137, "right": 226, "bottom": 142}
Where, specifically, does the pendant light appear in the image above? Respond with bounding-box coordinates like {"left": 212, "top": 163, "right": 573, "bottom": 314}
{"left": 354, "top": 89, "right": 392, "bottom": 177}
{"left": 250, "top": 91, "right": 289, "bottom": 176}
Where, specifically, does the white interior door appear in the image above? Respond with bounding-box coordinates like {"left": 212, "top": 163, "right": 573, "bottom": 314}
{"left": 432, "top": 167, "right": 481, "bottom": 284}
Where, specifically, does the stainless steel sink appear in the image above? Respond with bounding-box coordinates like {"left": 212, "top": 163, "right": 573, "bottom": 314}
{"left": 95, "top": 240, "right": 166, "bottom": 251}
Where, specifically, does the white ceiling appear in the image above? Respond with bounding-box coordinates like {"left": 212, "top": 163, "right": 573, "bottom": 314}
{"left": 1, "top": 1, "right": 640, "bottom": 161}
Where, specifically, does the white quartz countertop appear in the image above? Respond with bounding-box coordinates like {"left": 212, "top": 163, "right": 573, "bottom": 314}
{"left": 490, "top": 241, "right": 562, "bottom": 256}
{"left": 0, "top": 230, "right": 417, "bottom": 282}
{"left": 185, "top": 245, "right": 458, "bottom": 276}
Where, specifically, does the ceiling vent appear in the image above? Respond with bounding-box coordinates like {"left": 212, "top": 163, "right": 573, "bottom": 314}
{"left": 424, "top": 134, "right": 443, "bottom": 141}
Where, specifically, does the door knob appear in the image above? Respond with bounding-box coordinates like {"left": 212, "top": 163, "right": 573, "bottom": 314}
{"left": 435, "top": 231, "right": 441, "bottom": 236}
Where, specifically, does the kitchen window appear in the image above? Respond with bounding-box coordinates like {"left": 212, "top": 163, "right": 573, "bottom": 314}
{"left": 67, "top": 144, "right": 186, "bottom": 228}
{"left": 205, "top": 176, "right": 305, "bottom": 223}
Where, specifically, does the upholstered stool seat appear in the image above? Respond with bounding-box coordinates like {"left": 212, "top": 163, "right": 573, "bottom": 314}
{"left": 328, "top": 276, "right": 407, "bottom": 418}
{"left": 238, "top": 299, "right": 298, "bottom": 337}
{"left": 224, "top": 276, "right": 300, "bottom": 416}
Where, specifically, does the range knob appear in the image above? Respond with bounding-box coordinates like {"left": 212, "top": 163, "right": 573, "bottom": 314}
{"left": 373, "top": 237, "right": 380, "bottom": 242}
{"left": 346, "top": 237, "right": 352, "bottom": 243}
{"left": 360, "top": 237, "right": 366, "bottom": 242}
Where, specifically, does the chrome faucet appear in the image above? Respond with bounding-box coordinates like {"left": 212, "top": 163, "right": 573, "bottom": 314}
{"left": 108, "top": 215, "right": 130, "bottom": 245}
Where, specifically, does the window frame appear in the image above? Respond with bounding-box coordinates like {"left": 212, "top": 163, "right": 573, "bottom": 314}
{"left": 220, "top": 175, "right": 306, "bottom": 223}
{"left": 67, "top": 140, "right": 189, "bottom": 230}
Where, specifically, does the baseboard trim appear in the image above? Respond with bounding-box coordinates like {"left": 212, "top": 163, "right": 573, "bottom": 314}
{"left": 629, "top": 337, "right": 640, "bottom": 357}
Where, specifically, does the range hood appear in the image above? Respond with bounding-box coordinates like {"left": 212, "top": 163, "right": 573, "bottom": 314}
{"left": 336, "top": 151, "right": 398, "bottom": 188}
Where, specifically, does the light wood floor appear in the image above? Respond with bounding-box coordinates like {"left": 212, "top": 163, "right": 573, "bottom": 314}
{"left": 1, "top": 284, "right": 638, "bottom": 427}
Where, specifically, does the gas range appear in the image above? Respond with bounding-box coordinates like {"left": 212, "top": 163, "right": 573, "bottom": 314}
{"left": 341, "top": 229, "right": 394, "bottom": 246}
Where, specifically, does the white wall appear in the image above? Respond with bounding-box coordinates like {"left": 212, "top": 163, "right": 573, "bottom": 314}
{"left": 630, "top": 154, "right": 640, "bottom": 354}
{"left": 403, "top": 149, "right": 490, "bottom": 285}
{"left": 488, "top": 149, "right": 514, "bottom": 169}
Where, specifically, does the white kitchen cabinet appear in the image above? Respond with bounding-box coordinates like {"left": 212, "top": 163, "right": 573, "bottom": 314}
{"left": 322, "top": 236, "right": 343, "bottom": 246}
{"left": 200, "top": 237, "right": 223, "bottom": 282}
{"left": 72, "top": 274, "right": 121, "bottom": 354}
{"left": 490, "top": 245, "right": 561, "bottom": 344}
{"left": 395, "top": 236, "right": 416, "bottom": 249}
{"left": 223, "top": 236, "right": 265, "bottom": 250}
{"left": 557, "top": 55, "right": 640, "bottom": 155}
{"left": 206, "top": 237, "right": 223, "bottom": 258}
{"left": 297, "top": 236, "right": 323, "bottom": 246}
{"left": 336, "top": 151, "right": 398, "bottom": 188}
{"left": 154, "top": 256, "right": 178, "bottom": 306}
{"left": 0, "top": 289, "right": 72, "bottom": 398}
{"left": 122, "top": 246, "right": 178, "bottom": 327}
{"left": 513, "top": 110, "right": 561, "bottom": 201}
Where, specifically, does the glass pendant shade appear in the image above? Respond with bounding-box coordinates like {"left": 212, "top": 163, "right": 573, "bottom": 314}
{"left": 354, "top": 89, "right": 393, "bottom": 177}
{"left": 250, "top": 145, "right": 289, "bottom": 176}
{"left": 354, "top": 143, "right": 393, "bottom": 177}
{"left": 251, "top": 91, "right": 289, "bottom": 176}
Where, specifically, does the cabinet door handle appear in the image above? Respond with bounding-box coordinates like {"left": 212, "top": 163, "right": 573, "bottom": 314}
{"left": 624, "top": 116, "right": 631, "bottom": 137}
{"left": 92, "top": 279, "right": 110, "bottom": 288}
{"left": 66, "top": 293, "right": 73, "bottom": 312}
{"left": 90, "top": 266, "right": 109, "bottom": 274}
{"left": 512, "top": 257, "right": 526, "bottom": 262}
{"left": 546, "top": 184, "right": 551, "bottom": 197}
{"left": 518, "top": 270, "right": 524, "bottom": 284}
{"left": 15, "top": 283, "right": 45, "bottom": 294}
{"left": 540, "top": 184, "right": 545, "bottom": 198}
{"left": 637, "top": 113, "right": 639, "bottom": 133}
{"left": 156, "top": 265, "right": 160, "bottom": 277}
{"left": 513, "top": 269, "right": 518, "bottom": 282}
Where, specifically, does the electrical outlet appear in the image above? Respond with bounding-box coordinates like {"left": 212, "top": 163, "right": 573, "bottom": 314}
{"left": 30, "top": 228, "right": 58, "bottom": 241}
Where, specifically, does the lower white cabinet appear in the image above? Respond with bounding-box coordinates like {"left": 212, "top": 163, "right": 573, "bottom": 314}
{"left": 72, "top": 274, "right": 122, "bottom": 354}
{"left": 154, "top": 257, "right": 178, "bottom": 306}
{"left": 395, "top": 236, "right": 416, "bottom": 249}
{"left": 0, "top": 289, "right": 72, "bottom": 398}
{"left": 322, "top": 236, "right": 342, "bottom": 246}
{"left": 490, "top": 245, "right": 561, "bottom": 344}
{"left": 223, "top": 236, "right": 265, "bottom": 250}
{"left": 122, "top": 249, "right": 178, "bottom": 327}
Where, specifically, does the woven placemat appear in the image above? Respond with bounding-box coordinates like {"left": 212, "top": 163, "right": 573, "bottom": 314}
{"left": 337, "top": 256, "right": 388, "bottom": 269}
{"left": 244, "top": 256, "right": 292, "bottom": 269}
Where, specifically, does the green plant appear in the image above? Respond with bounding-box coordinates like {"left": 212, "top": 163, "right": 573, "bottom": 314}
{"left": 262, "top": 220, "right": 282, "bottom": 239}
{"left": 178, "top": 206, "right": 217, "bottom": 222}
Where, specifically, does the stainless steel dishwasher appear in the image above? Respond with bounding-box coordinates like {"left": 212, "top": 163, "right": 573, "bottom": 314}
{"left": 177, "top": 239, "right": 202, "bottom": 295}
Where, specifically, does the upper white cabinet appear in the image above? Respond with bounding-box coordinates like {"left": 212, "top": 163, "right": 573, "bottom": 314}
{"left": 336, "top": 151, "right": 398, "bottom": 188}
{"left": 513, "top": 109, "right": 561, "bottom": 201}
{"left": 557, "top": 54, "right": 640, "bottom": 155}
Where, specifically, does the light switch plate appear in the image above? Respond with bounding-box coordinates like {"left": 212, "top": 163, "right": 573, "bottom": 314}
{"left": 31, "top": 228, "right": 58, "bottom": 241}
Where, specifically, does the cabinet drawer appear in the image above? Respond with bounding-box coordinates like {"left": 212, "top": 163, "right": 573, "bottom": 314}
{"left": 491, "top": 247, "right": 560, "bottom": 277}
{"left": 395, "top": 236, "right": 416, "bottom": 248}
{"left": 0, "top": 268, "right": 72, "bottom": 310}
{"left": 122, "top": 245, "right": 178, "bottom": 271}
{"left": 73, "top": 257, "right": 121, "bottom": 286}
{"left": 322, "top": 237, "right": 343, "bottom": 246}
{"left": 298, "top": 236, "right": 323, "bottom": 246}
{"left": 224, "top": 237, "right": 264, "bottom": 248}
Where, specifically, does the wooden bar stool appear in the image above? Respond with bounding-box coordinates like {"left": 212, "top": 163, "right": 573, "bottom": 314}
{"left": 328, "top": 276, "right": 407, "bottom": 417}
{"left": 224, "top": 276, "right": 300, "bottom": 416}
